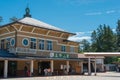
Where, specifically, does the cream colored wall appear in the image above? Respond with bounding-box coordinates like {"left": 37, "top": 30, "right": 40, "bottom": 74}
{"left": 16, "top": 33, "right": 78, "bottom": 53}
{"left": 17, "top": 61, "right": 38, "bottom": 71}
{"left": 54, "top": 61, "right": 66, "bottom": 70}
{"left": 17, "top": 61, "right": 28, "bottom": 70}
{"left": 0, "top": 23, "right": 79, "bottom": 53}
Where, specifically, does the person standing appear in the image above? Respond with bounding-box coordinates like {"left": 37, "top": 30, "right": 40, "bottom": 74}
{"left": 24, "top": 66, "right": 28, "bottom": 76}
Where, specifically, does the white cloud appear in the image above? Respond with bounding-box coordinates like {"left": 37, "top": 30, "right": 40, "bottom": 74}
{"left": 76, "top": 32, "right": 85, "bottom": 35}
{"left": 85, "top": 10, "right": 118, "bottom": 16}
{"left": 106, "top": 10, "right": 115, "bottom": 14}
{"left": 112, "top": 28, "right": 116, "bottom": 32}
{"left": 68, "top": 36, "right": 91, "bottom": 42}
{"left": 68, "top": 31, "right": 92, "bottom": 42}
{"left": 69, "top": 29, "right": 117, "bottom": 42}
{"left": 63, "top": 0, "right": 106, "bottom": 5}
{"left": 85, "top": 12, "right": 102, "bottom": 16}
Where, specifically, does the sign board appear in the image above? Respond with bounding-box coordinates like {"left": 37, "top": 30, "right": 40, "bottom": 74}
{"left": 50, "top": 53, "right": 69, "bottom": 59}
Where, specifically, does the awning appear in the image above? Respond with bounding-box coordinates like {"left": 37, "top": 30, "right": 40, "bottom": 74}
{"left": 78, "top": 54, "right": 104, "bottom": 58}
{"left": 84, "top": 52, "right": 120, "bottom": 57}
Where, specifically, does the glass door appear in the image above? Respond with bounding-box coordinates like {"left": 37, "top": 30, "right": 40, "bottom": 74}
{"left": 8, "top": 61, "right": 17, "bottom": 77}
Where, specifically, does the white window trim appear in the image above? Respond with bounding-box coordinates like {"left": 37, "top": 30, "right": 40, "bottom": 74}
{"left": 10, "top": 38, "right": 15, "bottom": 46}
{"left": 47, "top": 40, "right": 53, "bottom": 50}
{"left": 22, "top": 38, "right": 29, "bottom": 47}
{"left": 17, "top": 34, "right": 78, "bottom": 47}
{"left": 30, "top": 37, "right": 37, "bottom": 49}
{"left": 38, "top": 39, "right": 45, "bottom": 50}
{"left": 61, "top": 45, "right": 66, "bottom": 52}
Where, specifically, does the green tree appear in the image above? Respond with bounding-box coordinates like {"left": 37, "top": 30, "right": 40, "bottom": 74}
{"left": 115, "top": 20, "right": 120, "bottom": 63}
{"left": 91, "top": 24, "right": 116, "bottom": 64}
{"left": 79, "top": 39, "right": 90, "bottom": 52}
{"left": 91, "top": 24, "right": 116, "bottom": 52}
{"left": 9, "top": 16, "right": 18, "bottom": 22}
{"left": 0, "top": 16, "right": 3, "bottom": 25}
{"left": 116, "top": 20, "right": 120, "bottom": 51}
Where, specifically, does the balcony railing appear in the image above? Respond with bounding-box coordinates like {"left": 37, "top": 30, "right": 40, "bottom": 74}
{"left": 9, "top": 47, "right": 36, "bottom": 54}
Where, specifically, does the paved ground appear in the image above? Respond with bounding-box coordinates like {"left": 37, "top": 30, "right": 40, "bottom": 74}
{"left": 1, "top": 72, "right": 120, "bottom": 80}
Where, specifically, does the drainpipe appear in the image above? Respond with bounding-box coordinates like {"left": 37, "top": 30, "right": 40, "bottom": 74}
{"left": 10, "top": 25, "right": 17, "bottom": 54}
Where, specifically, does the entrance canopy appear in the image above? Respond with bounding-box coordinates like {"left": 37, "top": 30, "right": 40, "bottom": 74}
{"left": 84, "top": 52, "right": 120, "bottom": 56}
{"left": 78, "top": 54, "right": 104, "bottom": 58}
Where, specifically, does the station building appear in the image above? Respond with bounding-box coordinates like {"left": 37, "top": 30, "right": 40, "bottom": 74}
{"left": 0, "top": 7, "right": 104, "bottom": 78}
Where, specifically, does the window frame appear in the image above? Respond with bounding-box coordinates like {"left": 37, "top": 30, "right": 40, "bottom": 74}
{"left": 70, "top": 46, "right": 74, "bottom": 52}
{"left": 30, "top": 38, "right": 36, "bottom": 49}
{"left": 38, "top": 39, "right": 45, "bottom": 50}
{"left": 10, "top": 38, "right": 15, "bottom": 46}
{"left": 47, "top": 40, "right": 53, "bottom": 50}
{"left": 61, "top": 45, "right": 66, "bottom": 52}
{"left": 22, "top": 38, "right": 29, "bottom": 47}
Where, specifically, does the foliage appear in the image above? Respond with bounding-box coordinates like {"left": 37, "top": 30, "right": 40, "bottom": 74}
{"left": 90, "top": 24, "right": 118, "bottom": 64}
{"left": 0, "top": 16, "right": 3, "bottom": 25}
{"left": 78, "top": 20, "right": 120, "bottom": 63}
{"left": 9, "top": 16, "right": 18, "bottom": 22}
{"left": 116, "top": 20, "right": 120, "bottom": 51}
{"left": 91, "top": 24, "right": 116, "bottom": 52}
{"left": 79, "top": 39, "right": 90, "bottom": 52}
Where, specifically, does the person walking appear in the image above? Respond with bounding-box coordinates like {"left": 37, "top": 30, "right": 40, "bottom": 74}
{"left": 44, "top": 68, "right": 48, "bottom": 76}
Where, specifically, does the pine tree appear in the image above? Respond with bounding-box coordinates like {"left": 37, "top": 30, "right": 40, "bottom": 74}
{"left": 91, "top": 24, "right": 116, "bottom": 52}
{"left": 9, "top": 16, "right": 18, "bottom": 22}
{"left": 0, "top": 16, "right": 3, "bottom": 25}
{"left": 116, "top": 20, "right": 120, "bottom": 51}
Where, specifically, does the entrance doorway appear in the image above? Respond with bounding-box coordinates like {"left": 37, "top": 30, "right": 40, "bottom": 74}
{"left": 0, "top": 61, "right": 4, "bottom": 77}
{"left": 38, "top": 61, "right": 50, "bottom": 75}
{"left": 83, "top": 63, "right": 94, "bottom": 72}
{"left": 8, "top": 61, "right": 17, "bottom": 77}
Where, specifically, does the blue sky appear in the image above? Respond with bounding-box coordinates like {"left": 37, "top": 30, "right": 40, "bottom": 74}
{"left": 0, "top": 0, "right": 120, "bottom": 42}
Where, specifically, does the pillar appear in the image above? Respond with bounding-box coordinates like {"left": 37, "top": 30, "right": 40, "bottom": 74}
{"left": 81, "top": 62, "right": 83, "bottom": 74}
{"left": 4, "top": 60, "right": 8, "bottom": 78}
{"left": 50, "top": 60, "right": 54, "bottom": 73}
{"left": 66, "top": 61, "right": 69, "bottom": 72}
{"left": 94, "top": 57, "right": 97, "bottom": 76}
{"left": 88, "top": 58, "right": 91, "bottom": 75}
{"left": 101, "top": 59, "right": 104, "bottom": 72}
{"left": 30, "top": 60, "right": 34, "bottom": 76}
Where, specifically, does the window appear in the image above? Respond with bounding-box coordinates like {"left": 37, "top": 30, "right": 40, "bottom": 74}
{"left": 70, "top": 46, "right": 74, "bottom": 52}
{"left": 30, "top": 38, "right": 36, "bottom": 49}
{"left": 1, "top": 39, "right": 5, "bottom": 49}
{"left": 10, "top": 38, "right": 15, "bottom": 46}
{"left": 6, "top": 38, "right": 11, "bottom": 49}
{"left": 22, "top": 38, "right": 29, "bottom": 46}
{"left": 39, "top": 39, "right": 44, "bottom": 50}
{"left": 61, "top": 46, "right": 66, "bottom": 52}
{"left": 47, "top": 41, "right": 52, "bottom": 50}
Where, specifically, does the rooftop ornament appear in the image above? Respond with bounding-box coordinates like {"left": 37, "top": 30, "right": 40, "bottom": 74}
{"left": 23, "top": 6, "right": 32, "bottom": 18}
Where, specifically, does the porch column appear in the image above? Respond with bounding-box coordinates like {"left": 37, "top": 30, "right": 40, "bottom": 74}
{"left": 94, "top": 57, "right": 97, "bottom": 76}
{"left": 66, "top": 61, "right": 69, "bottom": 72}
{"left": 50, "top": 60, "right": 54, "bottom": 73}
{"left": 88, "top": 58, "right": 91, "bottom": 75}
{"left": 4, "top": 60, "right": 8, "bottom": 78}
{"left": 30, "top": 60, "right": 34, "bottom": 76}
{"left": 101, "top": 59, "right": 104, "bottom": 72}
{"left": 81, "top": 62, "right": 83, "bottom": 74}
